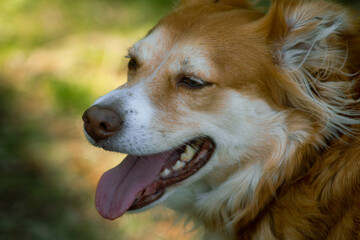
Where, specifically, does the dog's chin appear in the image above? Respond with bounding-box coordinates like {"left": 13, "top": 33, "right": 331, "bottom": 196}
{"left": 91, "top": 135, "right": 216, "bottom": 220}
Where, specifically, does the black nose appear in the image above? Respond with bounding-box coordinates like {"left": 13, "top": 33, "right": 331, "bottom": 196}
{"left": 82, "top": 105, "right": 122, "bottom": 141}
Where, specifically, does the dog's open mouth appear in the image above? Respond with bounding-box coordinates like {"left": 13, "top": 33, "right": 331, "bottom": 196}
{"left": 95, "top": 137, "right": 215, "bottom": 220}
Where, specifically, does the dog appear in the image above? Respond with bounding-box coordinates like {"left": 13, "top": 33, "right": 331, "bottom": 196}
{"left": 82, "top": 0, "right": 360, "bottom": 239}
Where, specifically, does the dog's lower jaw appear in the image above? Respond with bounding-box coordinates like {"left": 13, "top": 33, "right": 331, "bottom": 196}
{"left": 164, "top": 179, "right": 211, "bottom": 210}
{"left": 162, "top": 154, "right": 220, "bottom": 212}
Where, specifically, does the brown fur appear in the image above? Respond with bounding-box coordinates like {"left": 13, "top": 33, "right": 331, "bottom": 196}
{"left": 145, "top": 0, "right": 360, "bottom": 239}
{"left": 240, "top": 134, "right": 360, "bottom": 239}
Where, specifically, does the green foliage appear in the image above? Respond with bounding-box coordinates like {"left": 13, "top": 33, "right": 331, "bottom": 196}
{"left": 0, "top": 81, "right": 125, "bottom": 240}
{"left": 47, "top": 76, "right": 95, "bottom": 115}
{"left": 0, "top": 84, "right": 72, "bottom": 239}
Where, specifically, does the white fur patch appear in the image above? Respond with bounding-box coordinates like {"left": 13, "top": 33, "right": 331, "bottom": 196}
{"left": 132, "top": 27, "right": 172, "bottom": 65}
{"left": 133, "top": 28, "right": 166, "bottom": 61}
{"left": 169, "top": 45, "right": 213, "bottom": 79}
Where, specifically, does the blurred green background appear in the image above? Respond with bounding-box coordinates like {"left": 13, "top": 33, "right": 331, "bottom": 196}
{"left": 0, "top": 0, "right": 358, "bottom": 239}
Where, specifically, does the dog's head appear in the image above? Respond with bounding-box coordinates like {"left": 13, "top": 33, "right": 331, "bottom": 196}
{"left": 83, "top": 0, "right": 360, "bottom": 233}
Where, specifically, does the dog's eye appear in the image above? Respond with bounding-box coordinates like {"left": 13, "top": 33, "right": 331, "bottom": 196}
{"left": 178, "top": 76, "right": 209, "bottom": 89}
{"left": 128, "top": 58, "right": 137, "bottom": 71}
{"left": 126, "top": 55, "right": 138, "bottom": 71}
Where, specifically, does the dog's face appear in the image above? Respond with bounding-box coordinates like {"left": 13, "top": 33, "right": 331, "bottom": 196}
{"left": 84, "top": 3, "right": 281, "bottom": 220}
{"left": 83, "top": 0, "right": 359, "bottom": 231}
{"left": 92, "top": 4, "right": 274, "bottom": 153}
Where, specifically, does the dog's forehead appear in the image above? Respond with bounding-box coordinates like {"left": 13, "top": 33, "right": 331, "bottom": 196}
{"left": 132, "top": 26, "right": 214, "bottom": 79}
{"left": 129, "top": 5, "right": 269, "bottom": 89}
{"left": 130, "top": 5, "right": 227, "bottom": 65}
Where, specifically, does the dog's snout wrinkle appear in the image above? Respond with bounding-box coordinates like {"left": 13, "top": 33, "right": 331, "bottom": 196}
{"left": 82, "top": 105, "right": 122, "bottom": 141}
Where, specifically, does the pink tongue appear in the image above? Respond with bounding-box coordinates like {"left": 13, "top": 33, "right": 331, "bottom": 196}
{"left": 95, "top": 152, "right": 172, "bottom": 220}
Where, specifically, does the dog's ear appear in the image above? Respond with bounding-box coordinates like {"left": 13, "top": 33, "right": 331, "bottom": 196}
{"left": 263, "top": 0, "right": 355, "bottom": 72}
{"left": 177, "top": 0, "right": 249, "bottom": 8}
{"left": 260, "top": 0, "right": 360, "bottom": 134}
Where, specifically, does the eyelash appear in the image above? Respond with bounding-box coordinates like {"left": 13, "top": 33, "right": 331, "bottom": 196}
{"left": 178, "top": 76, "right": 210, "bottom": 89}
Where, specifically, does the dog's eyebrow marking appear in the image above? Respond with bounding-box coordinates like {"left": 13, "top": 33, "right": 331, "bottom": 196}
{"left": 132, "top": 27, "right": 168, "bottom": 62}
{"left": 178, "top": 46, "right": 213, "bottom": 79}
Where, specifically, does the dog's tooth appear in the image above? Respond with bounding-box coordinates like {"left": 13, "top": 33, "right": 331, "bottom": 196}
{"left": 172, "top": 160, "right": 185, "bottom": 171}
{"left": 180, "top": 153, "right": 189, "bottom": 162}
{"left": 181, "top": 145, "right": 196, "bottom": 162}
{"left": 160, "top": 168, "right": 171, "bottom": 178}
